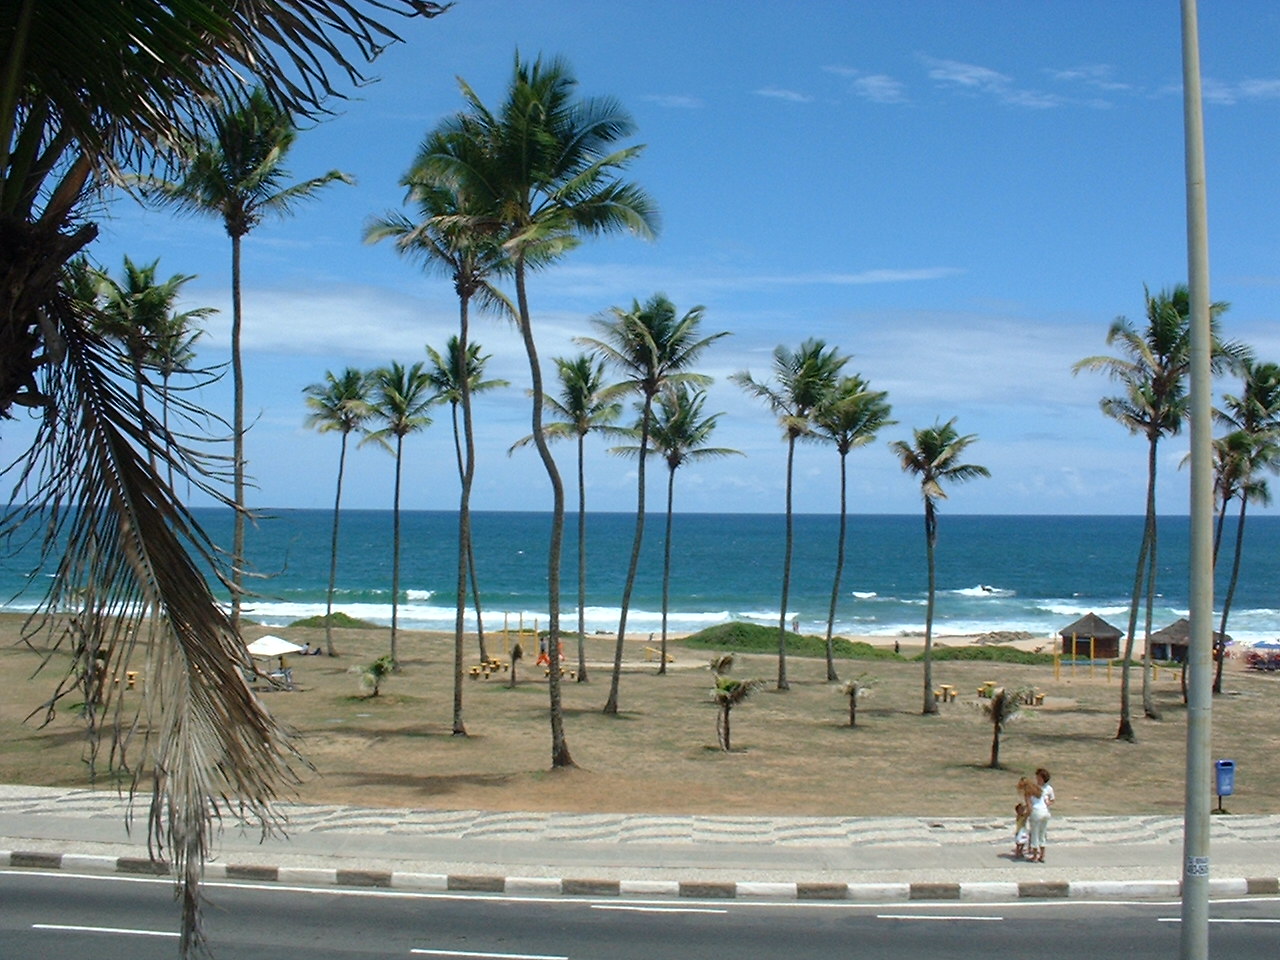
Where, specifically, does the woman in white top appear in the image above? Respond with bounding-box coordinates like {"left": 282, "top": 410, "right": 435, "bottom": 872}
{"left": 1027, "top": 767, "right": 1055, "bottom": 862}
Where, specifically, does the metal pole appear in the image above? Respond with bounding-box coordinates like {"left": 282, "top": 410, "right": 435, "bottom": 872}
{"left": 1180, "top": 1, "right": 1214, "bottom": 957}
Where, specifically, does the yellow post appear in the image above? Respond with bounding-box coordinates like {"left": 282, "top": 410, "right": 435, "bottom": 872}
{"left": 1054, "top": 653, "right": 1060, "bottom": 681}
{"left": 1090, "top": 635, "right": 1096, "bottom": 678}
{"left": 1107, "top": 659, "right": 1113, "bottom": 683}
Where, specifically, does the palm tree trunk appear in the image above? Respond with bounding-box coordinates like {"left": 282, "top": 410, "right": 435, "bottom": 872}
{"left": 575, "top": 431, "right": 588, "bottom": 682}
{"left": 824, "top": 451, "right": 849, "bottom": 682}
{"left": 449, "top": 395, "right": 468, "bottom": 737}
{"left": 390, "top": 434, "right": 403, "bottom": 666}
{"left": 322, "top": 431, "right": 349, "bottom": 657}
{"left": 605, "top": 396, "right": 652, "bottom": 714}
{"left": 1215, "top": 495, "right": 1248, "bottom": 694}
{"left": 777, "top": 433, "right": 797, "bottom": 691}
{"left": 230, "top": 233, "right": 246, "bottom": 633}
{"left": 922, "top": 500, "right": 938, "bottom": 715}
{"left": 1117, "top": 491, "right": 1153, "bottom": 742}
{"left": 1141, "top": 440, "right": 1160, "bottom": 721}
{"left": 990, "top": 723, "right": 1001, "bottom": 769}
{"left": 659, "top": 465, "right": 675, "bottom": 675}
{"left": 514, "top": 258, "right": 572, "bottom": 767}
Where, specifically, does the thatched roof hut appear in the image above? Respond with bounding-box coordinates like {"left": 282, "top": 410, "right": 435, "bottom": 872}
{"left": 1148, "top": 618, "right": 1230, "bottom": 663}
{"left": 1059, "top": 612, "right": 1123, "bottom": 659}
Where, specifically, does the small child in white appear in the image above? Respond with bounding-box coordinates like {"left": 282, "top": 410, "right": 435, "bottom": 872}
{"left": 1013, "top": 801, "right": 1029, "bottom": 857}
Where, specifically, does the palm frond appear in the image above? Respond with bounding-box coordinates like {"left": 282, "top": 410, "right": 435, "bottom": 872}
{"left": 4, "top": 297, "right": 298, "bottom": 957}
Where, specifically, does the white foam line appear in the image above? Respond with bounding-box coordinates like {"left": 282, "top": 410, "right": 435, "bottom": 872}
{"left": 33, "top": 923, "right": 179, "bottom": 938}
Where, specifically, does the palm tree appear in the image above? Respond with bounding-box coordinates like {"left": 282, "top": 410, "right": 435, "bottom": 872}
{"left": 91, "top": 257, "right": 214, "bottom": 467}
{"left": 713, "top": 676, "right": 766, "bottom": 751}
{"left": 0, "top": 3, "right": 448, "bottom": 953}
{"left": 839, "top": 673, "right": 877, "bottom": 727}
{"left": 147, "top": 303, "right": 208, "bottom": 489}
{"left": 417, "top": 53, "right": 658, "bottom": 766}
{"left": 1074, "top": 285, "right": 1241, "bottom": 738}
{"left": 578, "top": 294, "right": 728, "bottom": 713}
{"left": 144, "top": 86, "right": 354, "bottom": 632}
{"left": 366, "top": 147, "right": 513, "bottom": 727}
{"left": 426, "top": 336, "right": 508, "bottom": 735}
{"left": 303, "top": 367, "right": 374, "bottom": 657}
{"left": 812, "top": 374, "right": 894, "bottom": 681}
{"left": 510, "top": 354, "right": 627, "bottom": 682}
{"left": 616, "top": 384, "right": 740, "bottom": 673}
{"left": 731, "top": 339, "right": 847, "bottom": 691}
{"left": 982, "top": 686, "right": 1028, "bottom": 769}
{"left": 1212, "top": 360, "right": 1280, "bottom": 692}
{"left": 365, "top": 361, "right": 434, "bottom": 667}
{"left": 891, "top": 419, "right": 989, "bottom": 715}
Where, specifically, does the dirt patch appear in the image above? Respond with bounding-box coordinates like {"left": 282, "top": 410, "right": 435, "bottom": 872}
{"left": 3, "top": 614, "right": 1274, "bottom": 817}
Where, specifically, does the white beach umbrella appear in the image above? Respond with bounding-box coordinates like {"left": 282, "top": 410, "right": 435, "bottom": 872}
{"left": 245, "top": 634, "right": 305, "bottom": 658}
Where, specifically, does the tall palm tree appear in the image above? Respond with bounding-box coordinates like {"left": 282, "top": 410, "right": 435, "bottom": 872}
{"left": 622, "top": 384, "right": 740, "bottom": 674}
{"left": 303, "top": 367, "right": 374, "bottom": 657}
{"left": 147, "top": 302, "right": 208, "bottom": 489}
{"left": 0, "top": 3, "right": 448, "bottom": 953}
{"left": 91, "top": 257, "right": 214, "bottom": 465}
{"left": 812, "top": 374, "right": 894, "bottom": 681}
{"left": 426, "top": 336, "right": 508, "bottom": 735}
{"left": 417, "top": 53, "right": 658, "bottom": 766}
{"left": 1074, "top": 284, "right": 1241, "bottom": 738}
{"left": 578, "top": 294, "right": 728, "bottom": 714}
{"left": 144, "top": 86, "right": 354, "bottom": 631}
{"left": 891, "top": 418, "right": 989, "bottom": 715}
{"left": 366, "top": 147, "right": 513, "bottom": 726}
{"left": 1212, "top": 360, "right": 1280, "bottom": 692}
{"left": 510, "top": 353, "right": 627, "bottom": 682}
{"left": 731, "top": 339, "right": 847, "bottom": 691}
{"left": 365, "top": 361, "right": 434, "bottom": 667}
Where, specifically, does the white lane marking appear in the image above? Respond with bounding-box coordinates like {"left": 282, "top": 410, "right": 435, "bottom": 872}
{"left": 33, "top": 923, "right": 179, "bottom": 938}
{"left": 591, "top": 904, "right": 728, "bottom": 914}
{"left": 410, "top": 950, "right": 568, "bottom": 959}
{"left": 876, "top": 914, "right": 1004, "bottom": 922}
{"left": 1157, "top": 917, "right": 1280, "bottom": 924}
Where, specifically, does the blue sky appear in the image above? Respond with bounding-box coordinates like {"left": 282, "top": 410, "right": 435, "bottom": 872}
{"left": 17, "top": 1, "right": 1280, "bottom": 515}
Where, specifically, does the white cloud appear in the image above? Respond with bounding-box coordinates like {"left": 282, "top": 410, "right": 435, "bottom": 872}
{"left": 1047, "top": 64, "right": 1131, "bottom": 93}
{"left": 920, "top": 54, "right": 1063, "bottom": 109}
{"left": 852, "top": 75, "right": 909, "bottom": 104}
{"left": 641, "top": 94, "right": 705, "bottom": 109}
{"left": 754, "top": 87, "right": 814, "bottom": 103}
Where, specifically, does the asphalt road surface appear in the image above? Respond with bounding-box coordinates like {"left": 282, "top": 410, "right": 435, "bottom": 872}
{"left": 3, "top": 869, "right": 1279, "bottom": 960}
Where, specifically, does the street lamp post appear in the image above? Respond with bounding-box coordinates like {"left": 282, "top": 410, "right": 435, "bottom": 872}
{"left": 1179, "top": 1, "right": 1213, "bottom": 958}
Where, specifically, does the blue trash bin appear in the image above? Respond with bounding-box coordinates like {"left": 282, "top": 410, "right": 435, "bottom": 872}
{"left": 1215, "top": 759, "right": 1235, "bottom": 797}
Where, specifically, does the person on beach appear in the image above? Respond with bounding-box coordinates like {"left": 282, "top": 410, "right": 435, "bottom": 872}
{"left": 1025, "top": 767, "right": 1054, "bottom": 862}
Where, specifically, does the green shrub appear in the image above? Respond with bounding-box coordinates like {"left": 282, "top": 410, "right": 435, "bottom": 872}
{"left": 289, "top": 611, "right": 377, "bottom": 630}
{"left": 916, "top": 645, "right": 1055, "bottom": 665}
{"left": 682, "top": 622, "right": 903, "bottom": 661}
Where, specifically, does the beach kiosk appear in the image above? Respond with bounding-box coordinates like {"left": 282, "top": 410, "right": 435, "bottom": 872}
{"left": 1148, "top": 618, "right": 1229, "bottom": 663}
{"left": 1058, "top": 613, "right": 1122, "bottom": 659}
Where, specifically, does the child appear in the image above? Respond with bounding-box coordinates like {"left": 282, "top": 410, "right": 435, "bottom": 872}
{"left": 1013, "top": 776, "right": 1033, "bottom": 858}
{"left": 1013, "top": 800, "right": 1029, "bottom": 858}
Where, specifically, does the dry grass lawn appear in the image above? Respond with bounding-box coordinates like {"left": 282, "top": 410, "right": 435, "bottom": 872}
{"left": 3, "top": 613, "right": 1277, "bottom": 818}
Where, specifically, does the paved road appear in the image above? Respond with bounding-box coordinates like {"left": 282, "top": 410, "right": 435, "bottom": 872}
{"left": 5, "top": 870, "right": 1280, "bottom": 960}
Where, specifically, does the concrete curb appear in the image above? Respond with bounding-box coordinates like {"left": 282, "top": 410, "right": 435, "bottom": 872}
{"left": 5, "top": 847, "right": 1278, "bottom": 903}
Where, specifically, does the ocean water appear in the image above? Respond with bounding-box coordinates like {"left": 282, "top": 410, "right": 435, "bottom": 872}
{"left": 3, "top": 510, "right": 1280, "bottom": 644}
